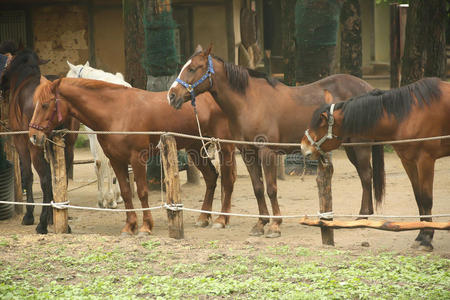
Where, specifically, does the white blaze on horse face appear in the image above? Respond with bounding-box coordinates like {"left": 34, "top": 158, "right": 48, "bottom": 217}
{"left": 167, "top": 59, "right": 192, "bottom": 104}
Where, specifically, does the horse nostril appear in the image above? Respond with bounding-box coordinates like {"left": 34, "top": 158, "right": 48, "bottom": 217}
{"left": 169, "top": 93, "right": 176, "bottom": 101}
{"left": 31, "top": 135, "right": 37, "bottom": 144}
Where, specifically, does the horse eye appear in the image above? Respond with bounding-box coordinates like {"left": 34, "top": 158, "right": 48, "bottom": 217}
{"left": 42, "top": 103, "right": 49, "bottom": 109}
{"left": 188, "top": 68, "right": 195, "bottom": 73}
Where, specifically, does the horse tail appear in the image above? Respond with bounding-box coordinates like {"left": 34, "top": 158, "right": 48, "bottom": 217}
{"left": 372, "top": 145, "right": 385, "bottom": 207}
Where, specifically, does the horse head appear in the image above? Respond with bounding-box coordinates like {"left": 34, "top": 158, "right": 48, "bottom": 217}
{"left": 167, "top": 44, "right": 214, "bottom": 110}
{"left": 301, "top": 102, "right": 344, "bottom": 159}
{"left": 29, "top": 76, "right": 69, "bottom": 147}
{"left": 66, "top": 60, "right": 86, "bottom": 78}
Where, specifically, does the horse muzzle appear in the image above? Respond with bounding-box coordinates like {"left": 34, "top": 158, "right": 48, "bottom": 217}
{"left": 29, "top": 132, "right": 46, "bottom": 147}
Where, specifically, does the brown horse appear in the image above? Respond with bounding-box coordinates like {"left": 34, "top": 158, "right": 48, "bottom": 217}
{"left": 301, "top": 78, "right": 450, "bottom": 251}
{"left": 0, "top": 48, "right": 79, "bottom": 234}
{"left": 168, "top": 45, "right": 384, "bottom": 238}
{"left": 28, "top": 77, "right": 236, "bottom": 235}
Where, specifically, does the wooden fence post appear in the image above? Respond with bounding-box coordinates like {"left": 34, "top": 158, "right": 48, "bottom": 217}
{"left": 316, "top": 158, "right": 334, "bottom": 246}
{"left": 49, "top": 134, "right": 69, "bottom": 233}
{"left": 160, "top": 134, "right": 184, "bottom": 239}
{"left": 12, "top": 149, "right": 22, "bottom": 214}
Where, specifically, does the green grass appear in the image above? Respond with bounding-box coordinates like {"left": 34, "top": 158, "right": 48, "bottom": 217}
{"left": 0, "top": 239, "right": 448, "bottom": 299}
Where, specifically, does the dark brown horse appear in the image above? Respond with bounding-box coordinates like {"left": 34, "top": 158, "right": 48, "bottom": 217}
{"left": 168, "top": 45, "right": 384, "bottom": 238}
{"left": 301, "top": 78, "right": 450, "bottom": 251}
{"left": 28, "top": 77, "right": 236, "bottom": 235}
{"left": 0, "top": 48, "right": 79, "bottom": 234}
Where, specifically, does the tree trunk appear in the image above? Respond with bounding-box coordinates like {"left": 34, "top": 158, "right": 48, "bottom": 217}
{"left": 123, "top": 0, "right": 147, "bottom": 89}
{"left": 401, "top": 0, "right": 447, "bottom": 85}
{"left": 400, "top": 0, "right": 427, "bottom": 85}
{"left": 423, "top": 0, "right": 446, "bottom": 80}
{"left": 340, "top": 0, "right": 362, "bottom": 78}
{"left": 281, "top": 0, "right": 296, "bottom": 86}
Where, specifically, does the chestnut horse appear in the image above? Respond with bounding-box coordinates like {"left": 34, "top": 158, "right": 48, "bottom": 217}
{"left": 28, "top": 77, "right": 236, "bottom": 235}
{"left": 301, "top": 78, "right": 450, "bottom": 251}
{"left": 168, "top": 46, "right": 384, "bottom": 238}
{"left": 0, "top": 48, "right": 79, "bottom": 234}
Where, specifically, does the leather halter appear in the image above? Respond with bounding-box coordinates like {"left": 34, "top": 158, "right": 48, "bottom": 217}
{"left": 29, "top": 95, "right": 62, "bottom": 131}
{"left": 304, "top": 103, "right": 337, "bottom": 156}
{"left": 175, "top": 55, "right": 215, "bottom": 109}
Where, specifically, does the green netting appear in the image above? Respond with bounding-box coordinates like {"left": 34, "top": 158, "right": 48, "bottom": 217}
{"left": 295, "top": 0, "right": 341, "bottom": 47}
{"left": 0, "top": 137, "right": 8, "bottom": 170}
{"left": 143, "top": 10, "right": 179, "bottom": 77}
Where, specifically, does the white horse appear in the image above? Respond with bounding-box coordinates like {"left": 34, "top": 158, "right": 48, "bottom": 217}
{"left": 66, "top": 61, "right": 134, "bottom": 208}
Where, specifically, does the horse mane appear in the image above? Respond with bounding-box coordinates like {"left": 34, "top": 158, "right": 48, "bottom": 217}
{"left": 310, "top": 78, "right": 442, "bottom": 135}
{"left": 33, "top": 77, "right": 54, "bottom": 104}
{"left": 0, "top": 40, "right": 18, "bottom": 55}
{"left": 64, "top": 78, "right": 128, "bottom": 90}
{"left": 212, "top": 55, "right": 278, "bottom": 94}
{"left": 1, "top": 49, "right": 41, "bottom": 93}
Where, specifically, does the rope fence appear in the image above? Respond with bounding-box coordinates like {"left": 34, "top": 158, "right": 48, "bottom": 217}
{"left": 3, "top": 128, "right": 450, "bottom": 147}
{"left": 0, "top": 200, "right": 449, "bottom": 219}
{"left": 2, "top": 128, "right": 450, "bottom": 240}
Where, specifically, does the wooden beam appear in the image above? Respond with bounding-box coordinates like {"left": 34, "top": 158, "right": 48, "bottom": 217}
{"left": 316, "top": 158, "right": 334, "bottom": 246}
{"left": 299, "top": 217, "right": 450, "bottom": 231}
{"left": 160, "top": 134, "right": 184, "bottom": 239}
{"left": 49, "top": 135, "right": 69, "bottom": 234}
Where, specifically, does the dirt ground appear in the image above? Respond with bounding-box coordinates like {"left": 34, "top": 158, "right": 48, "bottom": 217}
{"left": 1, "top": 147, "right": 449, "bottom": 256}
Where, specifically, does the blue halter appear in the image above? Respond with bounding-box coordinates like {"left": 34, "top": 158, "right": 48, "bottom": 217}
{"left": 0, "top": 54, "right": 8, "bottom": 74}
{"left": 175, "top": 55, "right": 215, "bottom": 109}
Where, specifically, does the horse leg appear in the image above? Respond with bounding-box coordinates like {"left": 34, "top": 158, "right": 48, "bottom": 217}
{"left": 399, "top": 157, "right": 434, "bottom": 251}
{"left": 130, "top": 154, "right": 153, "bottom": 235}
{"left": 16, "top": 144, "right": 34, "bottom": 225}
{"left": 30, "top": 147, "right": 53, "bottom": 234}
{"left": 260, "top": 148, "right": 281, "bottom": 238}
{"left": 344, "top": 146, "right": 374, "bottom": 217}
{"left": 64, "top": 139, "right": 75, "bottom": 180}
{"left": 414, "top": 155, "right": 436, "bottom": 251}
{"left": 110, "top": 161, "right": 123, "bottom": 204}
{"left": 110, "top": 160, "right": 138, "bottom": 235}
{"left": 105, "top": 159, "right": 117, "bottom": 209}
{"left": 186, "top": 144, "right": 219, "bottom": 227}
{"left": 214, "top": 143, "right": 237, "bottom": 228}
{"left": 95, "top": 159, "right": 104, "bottom": 208}
{"left": 241, "top": 146, "right": 270, "bottom": 236}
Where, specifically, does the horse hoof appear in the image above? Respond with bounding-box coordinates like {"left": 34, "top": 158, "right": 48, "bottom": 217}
{"left": 21, "top": 215, "right": 34, "bottom": 226}
{"left": 418, "top": 243, "right": 433, "bottom": 252}
{"left": 212, "top": 222, "right": 225, "bottom": 229}
{"left": 36, "top": 224, "right": 48, "bottom": 234}
{"left": 138, "top": 231, "right": 151, "bottom": 237}
{"left": 249, "top": 227, "right": 264, "bottom": 237}
{"left": 195, "top": 220, "right": 210, "bottom": 228}
{"left": 265, "top": 230, "right": 281, "bottom": 238}
{"left": 120, "top": 231, "right": 133, "bottom": 237}
{"left": 411, "top": 241, "right": 421, "bottom": 249}
{"left": 116, "top": 197, "right": 123, "bottom": 204}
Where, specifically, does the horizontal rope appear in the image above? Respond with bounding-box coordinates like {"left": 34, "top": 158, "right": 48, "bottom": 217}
{"left": 4, "top": 128, "right": 450, "bottom": 147}
{"left": 0, "top": 200, "right": 448, "bottom": 219}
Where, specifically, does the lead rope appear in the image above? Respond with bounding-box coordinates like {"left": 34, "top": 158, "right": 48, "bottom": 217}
{"left": 193, "top": 106, "right": 220, "bottom": 159}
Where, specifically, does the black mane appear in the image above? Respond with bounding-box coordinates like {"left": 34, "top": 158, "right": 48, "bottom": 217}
{"left": 213, "top": 55, "right": 278, "bottom": 94}
{"left": 310, "top": 78, "right": 442, "bottom": 135}
{"left": 0, "top": 49, "right": 41, "bottom": 93}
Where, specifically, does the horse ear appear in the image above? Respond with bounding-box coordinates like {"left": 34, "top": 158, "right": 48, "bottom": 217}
{"left": 51, "top": 78, "right": 62, "bottom": 94}
{"left": 195, "top": 44, "right": 203, "bottom": 53}
{"left": 85, "top": 61, "right": 90, "bottom": 67}
{"left": 39, "top": 76, "right": 50, "bottom": 85}
{"left": 38, "top": 58, "right": 50, "bottom": 65}
{"left": 67, "top": 61, "right": 76, "bottom": 70}
{"left": 324, "top": 89, "right": 334, "bottom": 104}
{"left": 205, "top": 43, "right": 213, "bottom": 56}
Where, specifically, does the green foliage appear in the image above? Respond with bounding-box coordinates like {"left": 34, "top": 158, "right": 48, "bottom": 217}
{"left": 0, "top": 239, "right": 449, "bottom": 299}
{"left": 74, "top": 125, "right": 89, "bottom": 148}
